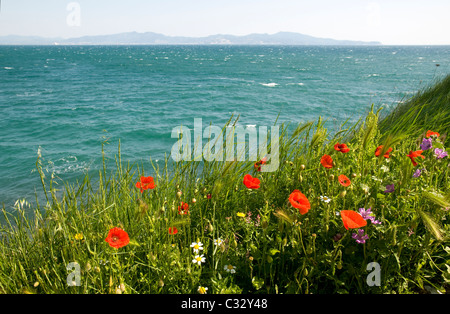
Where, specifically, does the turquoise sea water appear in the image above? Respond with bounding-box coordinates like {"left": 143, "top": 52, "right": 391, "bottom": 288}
{"left": 1, "top": 45, "right": 450, "bottom": 209}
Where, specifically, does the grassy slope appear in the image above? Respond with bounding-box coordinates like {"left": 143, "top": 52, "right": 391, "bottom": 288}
{"left": 379, "top": 74, "right": 450, "bottom": 137}
{"left": 0, "top": 75, "right": 449, "bottom": 295}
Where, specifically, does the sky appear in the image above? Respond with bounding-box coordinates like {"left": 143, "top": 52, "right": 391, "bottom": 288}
{"left": 0, "top": 0, "right": 450, "bottom": 45}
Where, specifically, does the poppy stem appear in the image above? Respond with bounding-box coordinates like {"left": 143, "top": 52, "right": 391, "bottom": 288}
{"left": 297, "top": 225, "right": 308, "bottom": 257}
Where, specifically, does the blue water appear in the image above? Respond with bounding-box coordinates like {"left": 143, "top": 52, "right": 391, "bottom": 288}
{"left": 1, "top": 45, "right": 449, "bottom": 209}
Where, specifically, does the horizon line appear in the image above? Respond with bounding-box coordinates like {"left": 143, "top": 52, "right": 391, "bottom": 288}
{"left": 1, "top": 31, "right": 449, "bottom": 46}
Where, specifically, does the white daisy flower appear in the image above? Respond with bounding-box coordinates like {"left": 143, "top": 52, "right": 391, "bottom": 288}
{"left": 190, "top": 242, "right": 204, "bottom": 253}
{"left": 360, "top": 183, "right": 370, "bottom": 195}
{"left": 192, "top": 254, "right": 206, "bottom": 266}
{"left": 319, "top": 195, "right": 332, "bottom": 203}
{"left": 371, "top": 175, "right": 382, "bottom": 182}
{"left": 224, "top": 264, "right": 236, "bottom": 273}
{"left": 214, "top": 238, "right": 223, "bottom": 246}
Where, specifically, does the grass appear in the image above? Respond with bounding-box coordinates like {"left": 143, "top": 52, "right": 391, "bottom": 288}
{"left": 0, "top": 75, "right": 449, "bottom": 294}
{"left": 379, "top": 74, "right": 450, "bottom": 137}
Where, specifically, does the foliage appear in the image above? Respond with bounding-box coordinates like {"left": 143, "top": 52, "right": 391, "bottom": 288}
{"left": 0, "top": 76, "right": 449, "bottom": 295}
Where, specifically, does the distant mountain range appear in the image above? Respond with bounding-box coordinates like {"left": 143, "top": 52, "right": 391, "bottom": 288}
{"left": 0, "top": 31, "right": 381, "bottom": 46}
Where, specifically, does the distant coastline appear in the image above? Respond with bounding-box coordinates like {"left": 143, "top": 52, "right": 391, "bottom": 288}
{"left": 0, "top": 31, "right": 382, "bottom": 46}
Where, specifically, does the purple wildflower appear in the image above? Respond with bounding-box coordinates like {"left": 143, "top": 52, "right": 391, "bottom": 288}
{"left": 246, "top": 211, "right": 261, "bottom": 227}
{"left": 359, "top": 208, "right": 373, "bottom": 220}
{"left": 434, "top": 148, "right": 448, "bottom": 159}
{"left": 384, "top": 184, "right": 395, "bottom": 193}
{"left": 246, "top": 211, "right": 252, "bottom": 224}
{"left": 359, "top": 208, "right": 382, "bottom": 225}
{"left": 352, "top": 229, "right": 369, "bottom": 244}
{"left": 255, "top": 214, "right": 261, "bottom": 227}
{"left": 412, "top": 168, "right": 423, "bottom": 178}
{"left": 420, "top": 138, "right": 433, "bottom": 151}
{"left": 370, "top": 217, "right": 382, "bottom": 225}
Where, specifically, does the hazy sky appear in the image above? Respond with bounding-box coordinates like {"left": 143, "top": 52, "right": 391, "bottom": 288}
{"left": 1, "top": 0, "right": 449, "bottom": 45}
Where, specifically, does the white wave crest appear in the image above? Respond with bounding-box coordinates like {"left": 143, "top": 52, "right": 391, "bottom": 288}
{"left": 260, "top": 83, "right": 278, "bottom": 87}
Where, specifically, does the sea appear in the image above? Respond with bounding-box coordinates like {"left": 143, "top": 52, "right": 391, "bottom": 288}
{"left": 1, "top": 45, "right": 450, "bottom": 210}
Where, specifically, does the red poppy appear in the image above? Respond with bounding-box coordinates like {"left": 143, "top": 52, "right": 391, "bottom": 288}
{"left": 135, "top": 176, "right": 156, "bottom": 193}
{"left": 375, "top": 145, "right": 393, "bottom": 158}
{"left": 178, "top": 202, "right": 189, "bottom": 215}
{"left": 320, "top": 154, "right": 333, "bottom": 169}
{"left": 105, "top": 227, "right": 130, "bottom": 249}
{"left": 243, "top": 174, "right": 260, "bottom": 189}
{"left": 289, "top": 190, "right": 311, "bottom": 215}
{"left": 168, "top": 227, "right": 178, "bottom": 235}
{"left": 254, "top": 158, "right": 267, "bottom": 172}
{"left": 334, "top": 143, "right": 350, "bottom": 153}
{"left": 340, "top": 210, "right": 367, "bottom": 230}
{"left": 426, "top": 130, "right": 440, "bottom": 138}
{"left": 407, "top": 150, "right": 425, "bottom": 167}
{"left": 338, "top": 174, "right": 351, "bottom": 187}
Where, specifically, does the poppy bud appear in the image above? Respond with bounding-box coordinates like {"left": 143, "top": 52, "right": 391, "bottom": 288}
{"left": 300, "top": 164, "right": 306, "bottom": 170}
{"left": 299, "top": 175, "right": 303, "bottom": 183}
{"left": 177, "top": 191, "right": 182, "bottom": 198}
{"left": 339, "top": 190, "right": 347, "bottom": 197}
{"left": 192, "top": 198, "right": 197, "bottom": 203}
{"left": 303, "top": 268, "right": 309, "bottom": 277}
{"left": 333, "top": 233, "right": 343, "bottom": 242}
{"left": 208, "top": 223, "right": 214, "bottom": 232}
{"left": 336, "top": 262, "right": 343, "bottom": 270}
{"left": 351, "top": 173, "right": 357, "bottom": 178}
{"left": 194, "top": 189, "right": 198, "bottom": 194}
{"left": 329, "top": 174, "right": 335, "bottom": 181}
